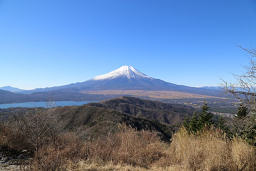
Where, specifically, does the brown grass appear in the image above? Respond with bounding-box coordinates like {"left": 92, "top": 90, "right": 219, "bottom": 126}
{"left": 0, "top": 123, "right": 32, "bottom": 152}
{"left": 76, "top": 126, "right": 255, "bottom": 170}
{"left": 82, "top": 90, "right": 221, "bottom": 99}
{"left": 231, "top": 137, "right": 256, "bottom": 170}
{"left": 67, "top": 161, "right": 183, "bottom": 171}
{"left": 1, "top": 123, "right": 255, "bottom": 170}
{"left": 26, "top": 132, "right": 85, "bottom": 171}
{"left": 83, "top": 125, "right": 167, "bottom": 168}
{"left": 167, "top": 127, "right": 256, "bottom": 170}
{"left": 168, "top": 127, "right": 233, "bottom": 170}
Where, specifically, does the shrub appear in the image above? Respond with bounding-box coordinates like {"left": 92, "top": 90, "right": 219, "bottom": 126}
{"left": 0, "top": 122, "right": 32, "bottom": 152}
{"left": 184, "top": 103, "right": 214, "bottom": 134}
{"left": 84, "top": 124, "right": 167, "bottom": 167}
{"left": 27, "top": 132, "right": 84, "bottom": 171}
{"left": 168, "top": 127, "right": 256, "bottom": 171}
{"left": 232, "top": 115, "right": 256, "bottom": 146}
{"left": 236, "top": 104, "right": 249, "bottom": 118}
{"left": 1, "top": 120, "right": 255, "bottom": 170}
{"left": 231, "top": 137, "right": 256, "bottom": 170}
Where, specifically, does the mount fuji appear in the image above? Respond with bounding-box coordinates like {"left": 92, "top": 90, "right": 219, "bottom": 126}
{"left": 23, "top": 65, "right": 224, "bottom": 97}
{"left": 0, "top": 66, "right": 226, "bottom": 104}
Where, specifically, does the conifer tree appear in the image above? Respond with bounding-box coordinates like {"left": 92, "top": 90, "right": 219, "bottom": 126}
{"left": 184, "top": 103, "right": 214, "bottom": 134}
{"left": 198, "top": 103, "right": 213, "bottom": 128}
{"left": 236, "top": 104, "right": 248, "bottom": 118}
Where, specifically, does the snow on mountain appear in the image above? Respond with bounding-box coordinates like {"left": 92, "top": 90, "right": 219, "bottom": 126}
{"left": 93, "top": 66, "right": 152, "bottom": 80}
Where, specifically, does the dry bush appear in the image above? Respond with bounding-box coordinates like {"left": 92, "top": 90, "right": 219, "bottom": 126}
{"left": 27, "top": 132, "right": 84, "bottom": 171}
{"left": 114, "top": 126, "right": 167, "bottom": 167}
{"left": 28, "top": 145, "right": 67, "bottom": 171}
{"left": 0, "top": 111, "right": 60, "bottom": 154}
{"left": 231, "top": 137, "right": 256, "bottom": 170}
{"left": 68, "top": 161, "right": 177, "bottom": 171}
{"left": 0, "top": 123, "right": 31, "bottom": 152}
{"left": 84, "top": 124, "right": 167, "bottom": 167}
{"left": 0, "top": 123, "right": 12, "bottom": 146}
{"left": 27, "top": 125, "right": 165, "bottom": 170}
{"left": 23, "top": 125, "right": 256, "bottom": 171}
{"left": 169, "top": 127, "right": 229, "bottom": 170}
{"left": 13, "top": 111, "right": 60, "bottom": 153}
{"left": 2, "top": 119, "right": 255, "bottom": 171}
{"left": 168, "top": 127, "right": 256, "bottom": 171}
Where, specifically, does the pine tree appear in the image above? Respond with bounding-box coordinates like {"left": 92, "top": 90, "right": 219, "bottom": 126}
{"left": 236, "top": 104, "right": 248, "bottom": 118}
{"left": 198, "top": 103, "right": 213, "bottom": 129}
{"left": 184, "top": 112, "right": 200, "bottom": 134}
{"left": 184, "top": 103, "right": 214, "bottom": 134}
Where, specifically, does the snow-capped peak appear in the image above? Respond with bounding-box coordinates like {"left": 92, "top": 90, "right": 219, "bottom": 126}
{"left": 93, "top": 65, "right": 152, "bottom": 80}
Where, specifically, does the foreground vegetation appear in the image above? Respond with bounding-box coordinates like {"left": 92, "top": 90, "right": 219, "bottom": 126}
{"left": 0, "top": 116, "right": 255, "bottom": 171}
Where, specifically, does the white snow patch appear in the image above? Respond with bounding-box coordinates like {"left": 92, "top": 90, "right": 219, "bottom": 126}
{"left": 93, "top": 66, "right": 152, "bottom": 80}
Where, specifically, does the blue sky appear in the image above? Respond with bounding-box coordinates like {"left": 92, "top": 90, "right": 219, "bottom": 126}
{"left": 0, "top": 0, "right": 256, "bottom": 89}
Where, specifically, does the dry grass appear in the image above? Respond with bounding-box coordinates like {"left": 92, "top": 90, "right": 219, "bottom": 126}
{"left": 168, "top": 127, "right": 256, "bottom": 171}
{"left": 231, "top": 137, "right": 256, "bottom": 170}
{"left": 168, "top": 127, "right": 233, "bottom": 170}
{"left": 26, "top": 132, "right": 85, "bottom": 171}
{"left": 67, "top": 161, "right": 183, "bottom": 171}
{"left": 1, "top": 123, "right": 255, "bottom": 170}
{"left": 67, "top": 126, "right": 256, "bottom": 170}
{"left": 82, "top": 90, "right": 221, "bottom": 99}
{"left": 22, "top": 125, "right": 167, "bottom": 170}
{"left": 0, "top": 123, "right": 32, "bottom": 152}
{"left": 84, "top": 125, "right": 167, "bottom": 168}
{"left": 67, "top": 161, "right": 149, "bottom": 171}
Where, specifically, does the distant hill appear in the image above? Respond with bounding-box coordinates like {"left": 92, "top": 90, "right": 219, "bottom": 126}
{"left": 0, "top": 86, "right": 24, "bottom": 93}
{"left": 92, "top": 96, "right": 195, "bottom": 125}
{"left": 0, "top": 90, "right": 29, "bottom": 104}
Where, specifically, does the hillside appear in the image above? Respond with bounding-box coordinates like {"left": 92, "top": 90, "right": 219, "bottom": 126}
{"left": 1, "top": 97, "right": 191, "bottom": 141}
{"left": 0, "top": 90, "right": 29, "bottom": 104}
{"left": 48, "top": 104, "right": 173, "bottom": 141}
{"left": 92, "top": 96, "right": 195, "bottom": 125}
{"left": 0, "top": 86, "right": 24, "bottom": 93}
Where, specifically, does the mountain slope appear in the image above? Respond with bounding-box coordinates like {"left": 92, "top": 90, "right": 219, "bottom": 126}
{"left": 0, "top": 86, "right": 24, "bottom": 93}
{"left": 2, "top": 97, "right": 182, "bottom": 141}
{"left": 23, "top": 66, "right": 225, "bottom": 97}
{"left": 50, "top": 104, "right": 174, "bottom": 141}
{"left": 0, "top": 90, "right": 29, "bottom": 104}
{"left": 91, "top": 96, "right": 195, "bottom": 125}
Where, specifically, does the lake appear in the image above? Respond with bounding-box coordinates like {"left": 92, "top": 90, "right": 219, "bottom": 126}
{"left": 0, "top": 101, "right": 95, "bottom": 109}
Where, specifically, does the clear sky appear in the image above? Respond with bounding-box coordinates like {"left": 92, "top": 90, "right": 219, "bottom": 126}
{"left": 0, "top": 0, "right": 256, "bottom": 89}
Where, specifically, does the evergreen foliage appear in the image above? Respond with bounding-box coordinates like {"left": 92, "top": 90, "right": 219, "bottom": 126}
{"left": 184, "top": 103, "right": 228, "bottom": 135}
{"left": 236, "top": 104, "right": 248, "bottom": 118}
